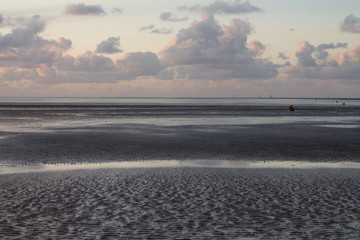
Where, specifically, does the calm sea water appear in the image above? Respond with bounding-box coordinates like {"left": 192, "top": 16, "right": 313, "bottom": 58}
{"left": 1, "top": 97, "right": 360, "bottom": 106}
{"left": 0, "top": 97, "right": 360, "bottom": 132}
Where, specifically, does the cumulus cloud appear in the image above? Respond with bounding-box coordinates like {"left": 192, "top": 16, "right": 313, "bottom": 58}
{"left": 340, "top": 14, "right": 360, "bottom": 33}
{"left": 0, "top": 15, "right": 165, "bottom": 84}
{"left": 116, "top": 52, "right": 164, "bottom": 79}
{"left": 160, "top": 15, "right": 277, "bottom": 80}
{"left": 181, "top": 0, "right": 262, "bottom": 15}
{"left": 295, "top": 41, "right": 316, "bottom": 66}
{"left": 139, "top": 24, "right": 154, "bottom": 31}
{"left": 283, "top": 41, "right": 360, "bottom": 80}
{"left": 295, "top": 41, "right": 348, "bottom": 66}
{"left": 160, "top": 12, "right": 188, "bottom": 22}
{"left": 0, "top": 15, "right": 71, "bottom": 68}
{"left": 95, "top": 37, "right": 123, "bottom": 54}
{"left": 151, "top": 28, "right": 173, "bottom": 34}
{"left": 65, "top": 3, "right": 105, "bottom": 16}
{"left": 0, "top": 16, "right": 45, "bottom": 52}
{"left": 316, "top": 42, "right": 348, "bottom": 61}
{"left": 57, "top": 51, "right": 115, "bottom": 72}
{"left": 0, "top": 15, "right": 3, "bottom": 24}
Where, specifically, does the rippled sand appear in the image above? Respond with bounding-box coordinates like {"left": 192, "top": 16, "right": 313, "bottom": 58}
{"left": 1, "top": 167, "right": 360, "bottom": 239}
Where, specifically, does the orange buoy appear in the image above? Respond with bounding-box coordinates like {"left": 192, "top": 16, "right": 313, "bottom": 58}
{"left": 288, "top": 105, "right": 295, "bottom": 111}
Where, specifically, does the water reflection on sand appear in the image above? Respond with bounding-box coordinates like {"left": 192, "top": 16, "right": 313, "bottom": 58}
{"left": 1, "top": 160, "right": 360, "bottom": 175}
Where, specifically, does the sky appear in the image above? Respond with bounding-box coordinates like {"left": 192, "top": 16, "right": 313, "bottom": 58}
{"left": 0, "top": 0, "right": 359, "bottom": 98}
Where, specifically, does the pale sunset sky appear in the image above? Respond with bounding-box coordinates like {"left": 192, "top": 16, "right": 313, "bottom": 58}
{"left": 0, "top": 0, "right": 359, "bottom": 98}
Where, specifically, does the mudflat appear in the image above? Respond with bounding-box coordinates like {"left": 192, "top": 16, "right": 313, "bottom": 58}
{"left": 1, "top": 168, "right": 360, "bottom": 239}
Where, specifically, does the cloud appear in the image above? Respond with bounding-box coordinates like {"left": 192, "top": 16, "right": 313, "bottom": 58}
{"left": 316, "top": 42, "right": 347, "bottom": 61}
{"left": 116, "top": 52, "right": 165, "bottom": 79}
{"left": 160, "top": 12, "right": 188, "bottom": 22}
{"left": 65, "top": 3, "right": 106, "bottom": 16}
{"left": 0, "top": 15, "right": 166, "bottom": 84}
{"left": 0, "top": 15, "right": 71, "bottom": 68}
{"left": 139, "top": 24, "right": 155, "bottom": 31}
{"left": 283, "top": 41, "right": 360, "bottom": 80}
{"left": 277, "top": 52, "right": 289, "bottom": 60}
{"left": 112, "top": 7, "right": 123, "bottom": 14}
{"left": 181, "top": 0, "right": 262, "bottom": 15}
{"left": 248, "top": 40, "right": 265, "bottom": 56}
{"left": 0, "top": 15, "right": 45, "bottom": 49}
{"left": 53, "top": 51, "right": 166, "bottom": 81}
{"left": 160, "top": 15, "right": 277, "bottom": 80}
{"left": 57, "top": 51, "right": 115, "bottom": 72}
{"left": 295, "top": 41, "right": 348, "bottom": 66}
{"left": 95, "top": 37, "right": 123, "bottom": 54}
{"left": 0, "top": 15, "right": 3, "bottom": 24}
{"left": 151, "top": 28, "right": 173, "bottom": 34}
{"left": 295, "top": 41, "right": 316, "bottom": 66}
{"left": 316, "top": 42, "right": 348, "bottom": 51}
{"left": 340, "top": 14, "right": 360, "bottom": 33}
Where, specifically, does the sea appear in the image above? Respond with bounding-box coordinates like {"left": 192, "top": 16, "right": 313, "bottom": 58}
{"left": 1, "top": 97, "right": 360, "bottom": 131}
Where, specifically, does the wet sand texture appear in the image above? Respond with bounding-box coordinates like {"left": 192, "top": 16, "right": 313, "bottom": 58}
{"left": 1, "top": 123, "right": 360, "bottom": 165}
{"left": 1, "top": 168, "right": 360, "bottom": 239}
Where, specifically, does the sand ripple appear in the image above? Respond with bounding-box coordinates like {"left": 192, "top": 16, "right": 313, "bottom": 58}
{"left": 1, "top": 168, "right": 360, "bottom": 239}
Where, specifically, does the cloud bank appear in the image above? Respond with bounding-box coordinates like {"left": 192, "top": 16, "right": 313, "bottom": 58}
{"left": 0, "top": 15, "right": 164, "bottom": 84}
{"left": 1, "top": 8, "right": 359, "bottom": 98}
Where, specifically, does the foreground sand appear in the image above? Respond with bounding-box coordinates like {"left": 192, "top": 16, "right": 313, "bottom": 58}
{"left": 1, "top": 167, "right": 360, "bottom": 239}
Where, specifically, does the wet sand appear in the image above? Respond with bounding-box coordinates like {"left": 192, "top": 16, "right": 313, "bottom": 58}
{"left": 1, "top": 122, "right": 360, "bottom": 165}
{"left": 1, "top": 101, "right": 360, "bottom": 239}
{"left": 1, "top": 168, "right": 360, "bottom": 239}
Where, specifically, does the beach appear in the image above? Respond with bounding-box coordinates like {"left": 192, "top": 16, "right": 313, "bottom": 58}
{"left": 1, "top": 168, "right": 360, "bottom": 239}
{"left": 0, "top": 98, "right": 360, "bottom": 239}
